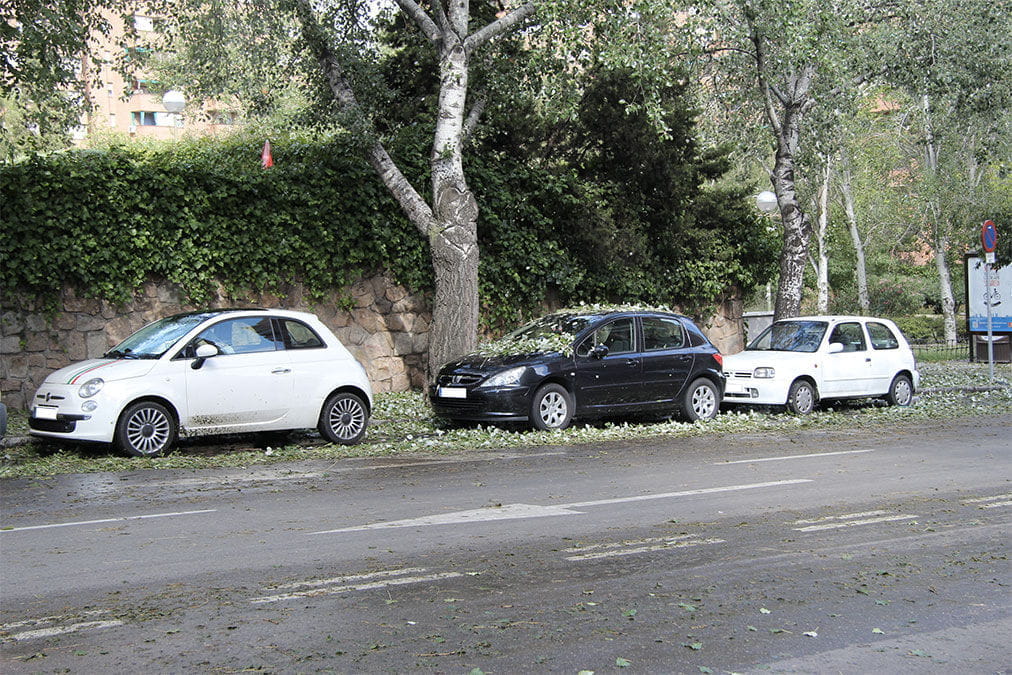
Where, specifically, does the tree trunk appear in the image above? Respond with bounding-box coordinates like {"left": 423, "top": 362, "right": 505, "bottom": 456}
{"left": 839, "top": 159, "right": 870, "bottom": 313}
{"left": 813, "top": 157, "right": 830, "bottom": 314}
{"left": 921, "top": 95, "right": 957, "bottom": 345}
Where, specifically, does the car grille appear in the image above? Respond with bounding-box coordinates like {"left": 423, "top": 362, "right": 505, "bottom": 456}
{"left": 729, "top": 371, "right": 753, "bottom": 379}
{"left": 30, "top": 418, "right": 78, "bottom": 433}
{"left": 431, "top": 398, "right": 485, "bottom": 412}
{"left": 435, "top": 373, "right": 483, "bottom": 386}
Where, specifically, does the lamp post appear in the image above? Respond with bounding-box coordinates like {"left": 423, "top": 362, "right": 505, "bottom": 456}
{"left": 756, "top": 191, "right": 779, "bottom": 312}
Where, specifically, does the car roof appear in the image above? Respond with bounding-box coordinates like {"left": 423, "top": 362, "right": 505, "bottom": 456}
{"left": 778, "top": 315, "right": 894, "bottom": 323}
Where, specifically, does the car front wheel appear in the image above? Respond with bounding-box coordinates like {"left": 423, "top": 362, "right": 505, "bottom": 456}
{"left": 786, "top": 379, "right": 817, "bottom": 415}
{"left": 885, "top": 374, "right": 913, "bottom": 407}
{"left": 115, "top": 401, "right": 177, "bottom": 457}
{"left": 682, "top": 378, "right": 719, "bottom": 421}
{"left": 319, "top": 392, "right": 369, "bottom": 445}
{"left": 530, "top": 383, "right": 573, "bottom": 431}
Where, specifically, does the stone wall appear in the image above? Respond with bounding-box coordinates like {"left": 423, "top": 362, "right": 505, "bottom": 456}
{"left": 1, "top": 277, "right": 745, "bottom": 411}
{"left": 0, "top": 274, "right": 431, "bottom": 410}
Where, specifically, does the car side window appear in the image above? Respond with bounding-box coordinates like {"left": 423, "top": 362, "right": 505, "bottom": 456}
{"left": 578, "top": 318, "right": 636, "bottom": 356}
{"left": 642, "top": 317, "right": 685, "bottom": 351}
{"left": 280, "top": 319, "right": 325, "bottom": 349}
{"left": 829, "top": 322, "right": 867, "bottom": 352}
{"left": 867, "top": 322, "right": 899, "bottom": 350}
{"left": 195, "top": 317, "right": 280, "bottom": 355}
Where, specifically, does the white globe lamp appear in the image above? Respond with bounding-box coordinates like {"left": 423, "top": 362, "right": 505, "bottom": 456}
{"left": 756, "top": 190, "right": 778, "bottom": 213}
{"left": 162, "top": 90, "right": 186, "bottom": 113}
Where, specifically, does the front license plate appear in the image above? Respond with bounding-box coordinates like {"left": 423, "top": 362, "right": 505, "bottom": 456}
{"left": 35, "top": 405, "right": 59, "bottom": 420}
{"left": 438, "top": 387, "right": 467, "bottom": 399}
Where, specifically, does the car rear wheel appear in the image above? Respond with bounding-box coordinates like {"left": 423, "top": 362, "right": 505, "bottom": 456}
{"left": 115, "top": 401, "right": 177, "bottom": 457}
{"left": 530, "top": 383, "right": 573, "bottom": 431}
{"left": 682, "top": 378, "right": 719, "bottom": 421}
{"left": 319, "top": 392, "right": 369, "bottom": 445}
{"left": 885, "top": 374, "right": 913, "bottom": 407}
{"left": 786, "top": 379, "right": 816, "bottom": 415}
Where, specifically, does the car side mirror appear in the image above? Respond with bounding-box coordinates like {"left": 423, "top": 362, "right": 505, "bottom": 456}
{"left": 591, "top": 344, "right": 609, "bottom": 359}
{"left": 828, "top": 342, "right": 845, "bottom": 354}
{"left": 191, "top": 343, "right": 219, "bottom": 370}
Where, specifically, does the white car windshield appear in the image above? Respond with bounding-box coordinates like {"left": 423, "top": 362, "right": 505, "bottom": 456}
{"left": 104, "top": 312, "right": 222, "bottom": 359}
{"left": 748, "top": 320, "right": 828, "bottom": 353}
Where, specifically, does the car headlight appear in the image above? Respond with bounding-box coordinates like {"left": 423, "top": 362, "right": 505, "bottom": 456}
{"left": 478, "top": 366, "right": 526, "bottom": 389}
{"left": 78, "top": 378, "right": 105, "bottom": 398}
{"left": 753, "top": 367, "right": 776, "bottom": 379}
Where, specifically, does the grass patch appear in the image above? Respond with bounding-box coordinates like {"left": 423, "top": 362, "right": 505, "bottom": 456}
{"left": 2, "top": 361, "right": 1009, "bottom": 479}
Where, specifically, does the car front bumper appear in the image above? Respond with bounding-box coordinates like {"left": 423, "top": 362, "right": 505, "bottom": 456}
{"left": 429, "top": 384, "right": 532, "bottom": 423}
{"left": 722, "top": 375, "right": 792, "bottom": 406}
{"left": 28, "top": 383, "right": 119, "bottom": 443}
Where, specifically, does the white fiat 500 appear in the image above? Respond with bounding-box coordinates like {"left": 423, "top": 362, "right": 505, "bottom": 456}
{"left": 29, "top": 309, "right": 373, "bottom": 456}
{"left": 722, "top": 316, "right": 919, "bottom": 414}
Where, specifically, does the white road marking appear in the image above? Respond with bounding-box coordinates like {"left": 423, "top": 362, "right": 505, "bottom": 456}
{"left": 311, "top": 504, "right": 583, "bottom": 534}
{"left": 793, "top": 511, "right": 917, "bottom": 532}
{"left": 564, "top": 535, "right": 725, "bottom": 561}
{"left": 962, "top": 494, "right": 1012, "bottom": 509}
{"left": 1, "top": 509, "right": 218, "bottom": 533}
{"left": 717, "top": 449, "right": 875, "bottom": 464}
{"left": 251, "top": 570, "right": 463, "bottom": 605}
{"left": 1, "top": 611, "right": 123, "bottom": 642}
{"left": 272, "top": 567, "right": 429, "bottom": 590}
{"left": 310, "top": 480, "right": 812, "bottom": 535}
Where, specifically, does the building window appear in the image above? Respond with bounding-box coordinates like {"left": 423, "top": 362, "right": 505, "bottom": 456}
{"left": 132, "top": 111, "right": 179, "bottom": 127}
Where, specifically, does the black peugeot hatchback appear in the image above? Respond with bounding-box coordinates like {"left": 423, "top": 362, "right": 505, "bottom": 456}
{"left": 430, "top": 308, "right": 724, "bottom": 430}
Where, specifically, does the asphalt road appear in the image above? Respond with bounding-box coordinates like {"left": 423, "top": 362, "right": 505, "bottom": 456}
{"left": 1, "top": 415, "right": 1010, "bottom": 674}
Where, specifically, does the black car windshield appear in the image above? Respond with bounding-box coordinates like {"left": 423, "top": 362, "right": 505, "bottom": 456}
{"left": 507, "top": 313, "right": 597, "bottom": 341}
{"left": 104, "top": 312, "right": 223, "bottom": 359}
{"left": 747, "top": 320, "right": 828, "bottom": 353}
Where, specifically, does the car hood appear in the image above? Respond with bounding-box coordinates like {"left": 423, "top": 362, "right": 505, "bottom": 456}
{"left": 441, "top": 351, "right": 555, "bottom": 374}
{"left": 44, "top": 358, "right": 159, "bottom": 385}
{"left": 723, "top": 350, "right": 820, "bottom": 372}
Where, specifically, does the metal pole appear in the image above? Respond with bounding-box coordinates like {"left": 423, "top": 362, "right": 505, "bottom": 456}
{"left": 985, "top": 260, "right": 995, "bottom": 381}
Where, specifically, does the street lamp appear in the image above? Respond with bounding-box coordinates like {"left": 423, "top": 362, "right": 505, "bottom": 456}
{"left": 756, "top": 190, "right": 778, "bottom": 213}
{"left": 755, "top": 190, "right": 779, "bottom": 313}
{"left": 162, "top": 90, "right": 186, "bottom": 113}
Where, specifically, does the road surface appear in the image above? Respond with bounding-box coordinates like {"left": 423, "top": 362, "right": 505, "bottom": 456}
{"left": 2, "top": 415, "right": 1010, "bottom": 673}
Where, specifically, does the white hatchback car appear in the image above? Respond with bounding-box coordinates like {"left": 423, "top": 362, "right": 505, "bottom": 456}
{"left": 29, "top": 309, "right": 373, "bottom": 456}
{"left": 722, "top": 316, "right": 919, "bottom": 414}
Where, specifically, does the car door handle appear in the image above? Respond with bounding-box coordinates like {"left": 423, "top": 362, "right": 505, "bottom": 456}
{"left": 865, "top": 358, "right": 872, "bottom": 363}
{"left": 626, "top": 359, "right": 640, "bottom": 367}
{"left": 272, "top": 368, "right": 292, "bottom": 374}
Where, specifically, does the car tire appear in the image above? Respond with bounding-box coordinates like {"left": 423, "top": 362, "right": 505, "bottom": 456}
{"left": 530, "top": 383, "right": 573, "bottom": 431}
{"left": 681, "top": 378, "right": 719, "bottom": 421}
{"left": 786, "top": 379, "right": 817, "bottom": 415}
{"left": 318, "top": 392, "right": 369, "bottom": 445}
{"left": 115, "top": 401, "right": 177, "bottom": 457}
{"left": 885, "top": 373, "right": 913, "bottom": 407}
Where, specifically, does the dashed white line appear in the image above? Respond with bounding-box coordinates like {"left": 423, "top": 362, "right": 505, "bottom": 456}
{"left": 962, "top": 494, "right": 1012, "bottom": 509}
{"left": 1, "top": 509, "right": 218, "bottom": 533}
{"left": 564, "top": 535, "right": 725, "bottom": 561}
{"left": 251, "top": 569, "right": 464, "bottom": 605}
{"left": 1, "top": 611, "right": 123, "bottom": 642}
{"left": 793, "top": 511, "right": 917, "bottom": 532}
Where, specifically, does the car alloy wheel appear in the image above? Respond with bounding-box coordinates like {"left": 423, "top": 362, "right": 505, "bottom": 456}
{"left": 531, "top": 383, "right": 573, "bottom": 431}
{"left": 683, "top": 378, "right": 718, "bottom": 421}
{"left": 319, "top": 392, "right": 368, "bottom": 445}
{"left": 116, "top": 401, "right": 176, "bottom": 457}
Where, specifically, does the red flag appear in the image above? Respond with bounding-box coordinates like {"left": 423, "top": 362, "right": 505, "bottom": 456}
{"left": 261, "top": 140, "right": 274, "bottom": 169}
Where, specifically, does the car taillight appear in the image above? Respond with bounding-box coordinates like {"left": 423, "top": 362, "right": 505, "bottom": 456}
{"left": 713, "top": 353, "right": 723, "bottom": 367}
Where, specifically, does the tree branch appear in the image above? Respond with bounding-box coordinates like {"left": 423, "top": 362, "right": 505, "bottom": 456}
{"left": 394, "top": 0, "right": 441, "bottom": 44}
{"left": 461, "top": 93, "right": 486, "bottom": 144}
{"left": 464, "top": 2, "right": 536, "bottom": 54}
{"left": 294, "top": 0, "right": 433, "bottom": 234}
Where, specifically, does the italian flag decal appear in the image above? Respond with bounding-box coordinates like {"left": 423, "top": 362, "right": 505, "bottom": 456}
{"left": 66, "top": 361, "right": 117, "bottom": 384}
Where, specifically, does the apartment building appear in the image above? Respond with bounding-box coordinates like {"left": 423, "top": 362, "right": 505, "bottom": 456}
{"left": 75, "top": 10, "right": 233, "bottom": 144}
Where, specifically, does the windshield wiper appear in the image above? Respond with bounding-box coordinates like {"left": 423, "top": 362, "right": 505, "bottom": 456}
{"left": 103, "top": 349, "right": 139, "bottom": 359}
